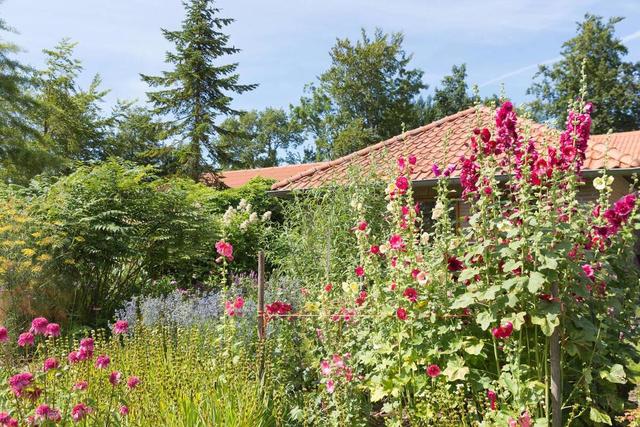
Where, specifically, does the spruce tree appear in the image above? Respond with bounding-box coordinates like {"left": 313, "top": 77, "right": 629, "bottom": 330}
{"left": 141, "top": 0, "right": 256, "bottom": 179}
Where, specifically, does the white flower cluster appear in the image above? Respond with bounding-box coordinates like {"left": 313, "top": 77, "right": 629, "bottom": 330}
{"left": 222, "top": 198, "right": 272, "bottom": 231}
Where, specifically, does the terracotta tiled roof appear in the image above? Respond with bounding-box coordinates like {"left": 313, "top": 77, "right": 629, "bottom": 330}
{"left": 590, "top": 131, "right": 640, "bottom": 169}
{"left": 202, "top": 162, "right": 327, "bottom": 189}
{"left": 271, "top": 107, "right": 640, "bottom": 192}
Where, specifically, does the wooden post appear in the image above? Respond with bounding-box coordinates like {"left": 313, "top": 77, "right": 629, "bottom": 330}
{"left": 550, "top": 282, "right": 562, "bottom": 427}
{"left": 257, "top": 251, "right": 265, "bottom": 340}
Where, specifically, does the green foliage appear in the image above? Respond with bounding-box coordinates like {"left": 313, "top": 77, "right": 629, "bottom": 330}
{"left": 528, "top": 14, "right": 640, "bottom": 133}
{"left": 141, "top": 0, "right": 257, "bottom": 179}
{"left": 215, "top": 108, "right": 305, "bottom": 169}
{"left": 426, "top": 63, "right": 476, "bottom": 122}
{"left": 293, "top": 29, "right": 427, "bottom": 160}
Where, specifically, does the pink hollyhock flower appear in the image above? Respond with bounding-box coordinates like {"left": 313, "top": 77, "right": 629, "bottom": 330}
{"left": 266, "top": 301, "right": 293, "bottom": 317}
{"left": 0, "top": 327, "right": 8, "bottom": 343}
{"left": 95, "top": 355, "right": 110, "bottom": 369}
{"left": 34, "top": 404, "right": 51, "bottom": 420}
{"left": 369, "top": 245, "right": 380, "bottom": 255}
{"left": 396, "top": 307, "right": 407, "bottom": 320}
{"left": 320, "top": 360, "right": 331, "bottom": 376}
{"left": 30, "top": 317, "right": 48, "bottom": 335}
{"left": 225, "top": 296, "right": 245, "bottom": 316}
{"left": 45, "top": 323, "right": 60, "bottom": 338}
{"left": 403, "top": 287, "right": 418, "bottom": 303}
{"left": 17, "top": 332, "right": 34, "bottom": 347}
{"left": 491, "top": 321, "right": 514, "bottom": 339}
{"left": 431, "top": 164, "right": 441, "bottom": 177}
{"left": 389, "top": 282, "right": 397, "bottom": 291}
{"left": 408, "top": 155, "right": 417, "bottom": 165}
{"left": 71, "top": 403, "right": 93, "bottom": 422}
{"left": 113, "top": 320, "right": 129, "bottom": 334}
{"left": 389, "top": 234, "right": 405, "bottom": 250}
{"left": 416, "top": 271, "right": 429, "bottom": 285}
{"left": 356, "top": 221, "right": 368, "bottom": 232}
{"left": 426, "top": 364, "right": 441, "bottom": 378}
{"left": 43, "top": 357, "right": 59, "bottom": 372}
{"left": 73, "top": 380, "right": 88, "bottom": 391}
{"left": 332, "top": 354, "right": 345, "bottom": 369}
{"left": 109, "top": 371, "right": 122, "bottom": 386}
{"left": 582, "top": 264, "right": 595, "bottom": 281}
{"left": 215, "top": 240, "right": 234, "bottom": 261}
{"left": 9, "top": 372, "right": 33, "bottom": 397}
{"left": 355, "top": 266, "right": 365, "bottom": 277}
{"left": 0, "top": 412, "right": 17, "bottom": 427}
{"left": 487, "top": 389, "right": 497, "bottom": 410}
{"left": 324, "top": 283, "right": 333, "bottom": 293}
{"left": 326, "top": 379, "right": 335, "bottom": 394}
{"left": 397, "top": 157, "right": 406, "bottom": 171}
{"left": 79, "top": 337, "right": 94, "bottom": 352}
{"left": 119, "top": 405, "right": 129, "bottom": 416}
{"left": 395, "top": 176, "right": 409, "bottom": 193}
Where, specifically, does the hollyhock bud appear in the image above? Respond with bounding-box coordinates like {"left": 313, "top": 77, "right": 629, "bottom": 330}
{"left": 17, "top": 332, "right": 34, "bottom": 347}
{"left": 30, "top": 317, "right": 48, "bottom": 335}
{"left": 426, "top": 364, "right": 441, "bottom": 378}
{"left": 397, "top": 157, "right": 406, "bottom": 171}
{"left": 431, "top": 164, "right": 441, "bottom": 177}
{"left": 324, "top": 283, "right": 333, "bottom": 293}
{"left": 369, "top": 245, "right": 380, "bottom": 255}
{"left": 119, "top": 405, "right": 129, "bottom": 416}
{"left": 487, "top": 389, "right": 497, "bottom": 410}
{"left": 356, "top": 221, "right": 368, "bottom": 231}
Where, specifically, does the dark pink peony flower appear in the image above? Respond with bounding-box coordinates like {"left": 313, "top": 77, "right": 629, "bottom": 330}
{"left": 30, "top": 317, "right": 48, "bottom": 335}
{"left": 0, "top": 412, "right": 17, "bottom": 427}
{"left": 113, "top": 320, "right": 129, "bottom": 335}
{"left": 95, "top": 355, "right": 110, "bottom": 369}
{"left": 426, "top": 364, "right": 441, "bottom": 378}
{"left": 9, "top": 372, "right": 34, "bottom": 397}
{"left": 17, "top": 332, "right": 34, "bottom": 347}
{"left": 45, "top": 323, "right": 60, "bottom": 338}
{"left": 68, "top": 351, "right": 81, "bottom": 364}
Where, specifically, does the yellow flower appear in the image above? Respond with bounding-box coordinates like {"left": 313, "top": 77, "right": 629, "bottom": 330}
{"left": 21, "top": 248, "right": 35, "bottom": 257}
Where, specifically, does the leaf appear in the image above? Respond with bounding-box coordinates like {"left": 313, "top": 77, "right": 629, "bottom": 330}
{"left": 502, "top": 259, "right": 522, "bottom": 273}
{"left": 464, "top": 341, "right": 484, "bottom": 355}
{"left": 589, "top": 407, "right": 612, "bottom": 425}
{"left": 503, "top": 312, "right": 527, "bottom": 330}
{"left": 451, "top": 293, "right": 474, "bottom": 309}
{"left": 531, "top": 313, "right": 559, "bottom": 336}
{"left": 442, "top": 358, "right": 469, "bottom": 382}
{"left": 459, "top": 267, "right": 480, "bottom": 282}
{"left": 527, "top": 271, "right": 546, "bottom": 294}
{"left": 540, "top": 256, "right": 558, "bottom": 270}
{"left": 600, "top": 364, "right": 626, "bottom": 384}
{"left": 476, "top": 311, "right": 495, "bottom": 330}
{"left": 370, "top": 386, "right": 387, "bottom": 402}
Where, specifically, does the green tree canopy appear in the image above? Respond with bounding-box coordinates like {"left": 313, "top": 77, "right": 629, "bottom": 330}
{"left": 215, "top": 107, "right": 304, "bottom": 169}
{"left": 426, "top": 64, "right": 476, "bottom": 122}
{"left": 293, "top": 29, "right": 427, "bottom": 160}
{"left": 528, "top": 14, "right": 640, "bottom": 133}
{"left": 141, "top": 0, "right": 257, "bottom": 180}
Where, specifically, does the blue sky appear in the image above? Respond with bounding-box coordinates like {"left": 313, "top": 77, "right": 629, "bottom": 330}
{"left": 2, "top": 0, "right": 640, "bottom": 115}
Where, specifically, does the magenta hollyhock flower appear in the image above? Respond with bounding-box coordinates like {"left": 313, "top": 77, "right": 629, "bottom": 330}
{"left": 45, "top": 323, "right": 60, "bottom": 338}
{"left": 356, "top": 221, "right": 368, "bottom": 231}
{"left": 109, "top": 371, "right": 122, "bottom": 386}
{"left": 355, "top": 291, "right": 367, "bottom": 306}
{"left": 395, "top": 176, "right": 409, "bottom": 193}
{"left": 17, "top": 332, "right": 34, "bottom": 347}
{"left": 71, "top": 403, "right": 93, "bottom": 422}
{"left": 388, "top": 234, "right": 405, "bottom": 250}
{"left": 426, "top": 364, "right": 441, "bottom": 378}
{"left": 403, "top": 287, "right": 418, "bottom": 303}
{"left": 369, "top": 245, "right": 380, "bottom": 255}
{"left": 9, "top": 372, "right": 33, "bottom": 397}
{"left": 0, "top": 326, "right": 8, "bottom": 343}
{"left": 0, "top": 412, "right": 17, "bottom": 427}
{"left": 68, "top": 351, "right": 81, "bottom": 364}
{"left": 326, "top": 379, "right": 335, "bottom": 394}
{"left": 582, "top": 264, "right": 595, "bottom": 281}
{"left": 320, "top": 360, "right": 331, "bottom": 376}
{"left": 408, "top": 155, "right": 417, "bottom": 165}
{"left": 127, "top": 375, "right": 140, "bottom": 389}
{"left": 43, "top": 357, "right": 59, "bottom": 372}
{"left": 79, "top": 337, "right": 94, "bottom": 352}
{"left": 215, "top": 239, "right": 234, "bottom": 261}
{"left": 397, "top": 156, "right": 406, "bottom": 171}
{"left": 332, "top": 354, "right": 345, "bottom": 369}
{"left": 95, "top": 355, "right": 110, "bottom": 369}
{"left": 113, "top": 320, "right": 129, "bottom": 335}
{"left": 431, "top": 163, "right": 442, "bottom": 177}
{"left": 447, "top": 256, "right": 464, "bottom": 272}
{"left": 396, "top": 307, "right": 407, "bottom": 320}
{"left": 355, "top": 266, "right": 365, "bottom": 277}
{"left": 34, "top": 405, "right": 60, "bottom": 422}
{"left": 487, "top": 389, "right": 498, "bottom": 410}
{"left": 119, "top": 405, "right": 129, "bottom": 416}
{"left": 73, "top": 380, "right": 88, "bottom": 391}
{"left": 492, "top": 321, "right": 514, "bottom": 339}
{"left": 324, "top": 283, "right": 333, "bottom": 293}
{"left": 30, "top": 317, "right": 48, "bottom": 335}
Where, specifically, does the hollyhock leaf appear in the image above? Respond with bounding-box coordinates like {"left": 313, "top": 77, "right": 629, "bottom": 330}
{"left": 502, "top": 259, "right": 521, "bottom": 273}
{"left": 540, "top": 256, "right": 558, "bottom": 270}
{"left": 464, "top": 341, "right": 484, "bottom": 355}
{"left": 600, "top": 364, "right": 626, "bottom": 384}
{"left": 371, "top": 386, "right": 387, "bottom": 402}
{"left": 451, "top": 293, "right": 474, "bottom": 310}
{"left": 459, "top": 267, "right": 480, "bottom": 282}
{"left": 476, "top": 311, "right": 495, "bottom": 330}
{"left": 481, "top": 285, "right": 502, "bottom": 300}
{"left": 503, "top": 312, "right": 527, "bottom": 331}
{"left": 531, "top": 313, "right": 559, "bottom": 336}
{"left": 502, "top": 277, "right": 524, "bottom": 291}
{"left": 442, "top": 358, "right": 469, "bottom": 381}
{"left": 589, "top": 407, "right": 612, "bottom": 425}
{"left": 527, "top": 272, "right": 546, "bottom": 294}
